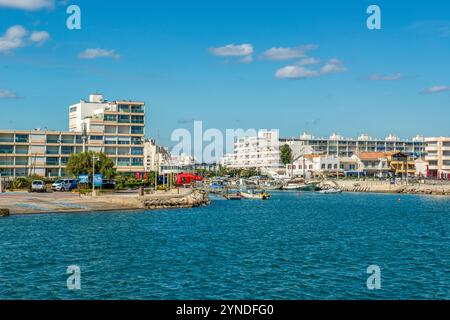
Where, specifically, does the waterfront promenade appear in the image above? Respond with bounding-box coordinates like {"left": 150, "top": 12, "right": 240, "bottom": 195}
{"left": 0, "top": 189, "right": 209, "bottom": 215}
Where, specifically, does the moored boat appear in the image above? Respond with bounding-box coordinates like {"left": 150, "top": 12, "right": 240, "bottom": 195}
{"left": 282, "top": 183, "right": 316, "bottom": 191}
{"left": 240, "top": 191, "right": 271, "bottom": 200}
{"left": 318, "top": 188, "right": 342, "bottom": 194}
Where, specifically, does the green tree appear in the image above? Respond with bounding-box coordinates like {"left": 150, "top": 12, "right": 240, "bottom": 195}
{"left": 280, "top": 144, "right": 293, "bottom": 166}
{"left": 66, "top": 151, "right": 116, "bottom": 179}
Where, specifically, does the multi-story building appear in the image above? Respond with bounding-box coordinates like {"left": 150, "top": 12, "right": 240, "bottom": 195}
{"left": 281, "top": 133, "right": 426, "bottom": 160}
{"left": 144, "top": 139, "right": 163, "bottom": 173}
{"left": 0, "top": 93, "right": 146, "bottom": 178}
{"left": 221, "top": 130, "right": 281, "bottom": 172}
{"left": 425, "top": 137, "right": 450, "bottom": 179}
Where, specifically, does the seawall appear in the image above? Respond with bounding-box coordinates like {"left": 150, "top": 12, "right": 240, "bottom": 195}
{"left": 330, "top": 180, "right": 450, "bottom": 196}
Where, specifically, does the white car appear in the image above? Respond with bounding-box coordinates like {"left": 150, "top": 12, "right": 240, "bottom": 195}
{"left": 30, "top": 180, "right": 46, "bottom": 193}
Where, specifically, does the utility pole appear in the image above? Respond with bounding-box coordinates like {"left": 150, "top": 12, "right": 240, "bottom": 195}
{"left": 0, "top": 173, "right": 3, "bottom": 193}
{"left": 92, "top": 154, "right": 99, "bottom": 197}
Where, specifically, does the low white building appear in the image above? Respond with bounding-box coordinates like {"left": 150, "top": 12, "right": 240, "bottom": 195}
{"left": 286, "top": 155, "right": 349, "bottom": 178}
{"left": 351, "top": 152, "right": 390, "bottom": 177}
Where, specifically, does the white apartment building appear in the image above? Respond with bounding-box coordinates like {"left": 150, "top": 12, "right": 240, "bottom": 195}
{"left": 0, "top": 93, "right": 146, "bottom": 178}
{"left": 281, "top": 133, "right": 426, "bottom": 159}
{"left": 144, "top": 139, "right": 164, "bottom": 172}
{"left": 221, "top": 130, "right": 281, "bottom": 172}
{"left": 425, "top": 137, "right": 450, "bottom": 179}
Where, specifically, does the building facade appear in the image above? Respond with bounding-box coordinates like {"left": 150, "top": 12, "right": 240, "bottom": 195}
{"left": 425, "top": 137, "right": 450, "bottom": 179}
{"left": 281, "top": 133, "right": 426, "bottom": 160}
{"left": 221, "top": 130, "right": 281, "bottom": 172}
{"left": 0, "top": 93, "right": 146, "bottom": 178}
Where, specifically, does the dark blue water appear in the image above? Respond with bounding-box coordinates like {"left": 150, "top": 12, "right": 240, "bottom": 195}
{"left": 0, "top": 192, "right": 449, "bottom": 300}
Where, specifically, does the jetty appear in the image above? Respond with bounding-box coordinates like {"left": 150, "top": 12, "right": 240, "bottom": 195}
{"left": 0, "top": 189, "right": 210, "bottom": 215}
{"left": 328, "top": 180, "right": 450, "bottom": 196}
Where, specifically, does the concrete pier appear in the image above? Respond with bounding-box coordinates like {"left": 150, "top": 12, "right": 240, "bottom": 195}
{"left": 0, "top": 189, "right": 210, "bottom": 215}
{"left": 328, "top": 180, "right": 450, "bottom": 196}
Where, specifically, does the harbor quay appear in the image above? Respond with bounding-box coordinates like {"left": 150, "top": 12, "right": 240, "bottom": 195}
{"left": 0, "top": 188, "right": 209, "bottom": 215}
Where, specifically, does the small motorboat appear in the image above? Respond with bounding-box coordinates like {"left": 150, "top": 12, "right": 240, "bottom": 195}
{"left": 318, "top": 188, "right": 342, "bottom": 194}
{"left": 225, "top": 192, "right": 243, "bottom": 200}
{"left": 240, "top": 191, "right": 271, "bottom": 200}
{"left": 282, "top": 183, "right": 316, "bottom": 191}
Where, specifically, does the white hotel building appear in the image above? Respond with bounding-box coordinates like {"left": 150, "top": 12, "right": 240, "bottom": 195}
{"left": 0, "top": 93, "right": 146, "bottom": 178}
{"left": 221, "top": 130, "right": 281, "bottom": 172}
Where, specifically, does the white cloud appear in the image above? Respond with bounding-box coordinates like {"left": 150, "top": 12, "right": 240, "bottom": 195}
{"left": 29, "top": 30, "right": 50, "bottom": 45}
{"left": 420, "top": 85, "right": 450, "bottom": 94}
{"left": 262, "top": 44, "right": 318, "bottom": 61}
{"left": 320, "top": 58, "right": 347, "bottom": 74}
{"left": 0, "top": 25, "right": 28, "bottom": 54}
{"left": 0, "top": 0, "right": 54, "bottom": 11}
{"left": 275, "top": 65, "right": 319, "bottom": 79}
{"left": 239, "top": 55, "right": 253, "bottom": 64}
{"left": 0, "top": 89, "right": 18, "bottom": 99}
{"left": 297, "top": 57, "right": 320, "bottom": 66}
{"left": 79, "top": 48, "right": 120, "bottom": 60}
{"left": 0, "top": 25, "right": 51, "bottom": 54}
{"left": 209, "top": 43, "right": 253, "bottom": 57}
{"left": 276, "top": 58, "right": 347, "bottom": 80}
{"left": 367, "top": 73, "right": 402, "bottom": 81}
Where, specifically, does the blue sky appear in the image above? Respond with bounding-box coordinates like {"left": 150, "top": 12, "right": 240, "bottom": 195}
{"left": 0, "top": 0, "right": 450, "bottom": 146}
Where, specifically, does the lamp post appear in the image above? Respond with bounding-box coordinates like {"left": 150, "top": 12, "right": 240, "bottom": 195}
{"left": 92, "top": 154, "right": 100, "bottom": 197}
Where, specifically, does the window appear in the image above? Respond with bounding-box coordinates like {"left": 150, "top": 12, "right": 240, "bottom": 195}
{"left": 15, "top": 146, "right": 28, "bottom": 154}
{"left": 118, "top": 104, "right": 130, "bottom": 113}
{"left": 61, "top": 146, "right": 74, "bottom": 154}
{"left": 0, "top": 146, "right": 14, "bottom": 154}
{"left": 131, "top": 126, "right": 144, "bottom": 134}
{"left": 15, "top": 134, "right": 28, "bottom": 143}
{"left": 131, "top": 158, "right": 143, "bottom": 166}
{"left": 117, "top": 158, "right": 130, "bottom": 166}
{"left": 47, "top": 135, "right": 60, "bottom": 144}
{"left": 61, "top": 135, "right": 74, "bottom": 144}
{"left": 131, "top": 105, "right": 144, "bottom": 113}
{"left": 60, "top": 157, "right": 69, "bottom": 165}
{"left": 118, "top": 115, "right": 130, "bottom": 123}
{"left": 75, "top": 136, "right": 83, "bottom": 144}
{"left": 69, "top": 106, "right": 77, "bottom": 113}
{"left": 46, "top": 146, "right": 59, "bottom": 155}
{"left": 46, "top": 157, "right": 59, "bottom": 165}
{"left": 104, "top": 114, "right": 117, "bottom": 122}
{"left": 131, "top": 137, "right": 142, "bottom": 145}
{"left": 131, "top": 115, "right": 144, "bottom": 124}
{"left": 15, "top": 157, "right": 28, "bottom": 165}
{"left": 90, "top": 136, "right": 103, "bottom": 141}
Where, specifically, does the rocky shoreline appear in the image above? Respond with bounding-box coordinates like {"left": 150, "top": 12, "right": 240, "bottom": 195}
{"left": 140, "top": 189, "right": 210, "bottom": 209}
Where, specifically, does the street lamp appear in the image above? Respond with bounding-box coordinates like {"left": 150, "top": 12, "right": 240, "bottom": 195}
{"left": 92, "top": 154, "right": 100, "bottom": 197}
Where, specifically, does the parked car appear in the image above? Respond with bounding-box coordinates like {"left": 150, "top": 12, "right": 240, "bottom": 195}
{"left": 30, "top": 180, "right": 46, "bottom": 193}
{"left": 52, "top": 179, "right": 78, "bottom": 192}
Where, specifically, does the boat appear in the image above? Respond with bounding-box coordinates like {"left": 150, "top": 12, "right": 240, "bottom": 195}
{"left": 240, "top": 191, "right": 271, "bottom": 200}
{"left": 258, "top": 183, "right": 283, "bottom": 191}
{"left": 318, "top": 188, "right": 342, "bottom": 194}
{"left": 224, "top": 191, "right": 243, "bottom": 200}
{"left": 282, "top": 183, "right": 316, "bottom": 191}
